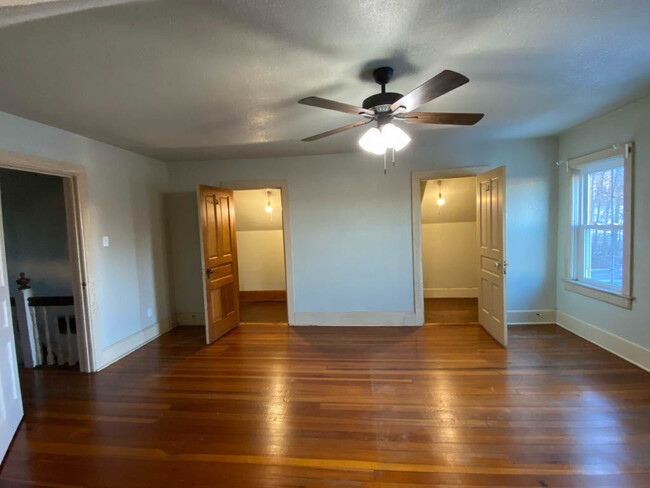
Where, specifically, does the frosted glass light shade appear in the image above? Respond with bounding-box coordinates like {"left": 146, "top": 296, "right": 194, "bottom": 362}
{"left": 358, "top": 127, "right": 386, "bottom": 155}
{"left": 381, "top": 123, "right": 411, "bottom": 151}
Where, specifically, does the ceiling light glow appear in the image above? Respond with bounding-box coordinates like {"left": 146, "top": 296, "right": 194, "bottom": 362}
{"left": 381, "top": 123, "right": 410, "bottom": 151}
{"left": 358, "top": 127, "right": 386, "bottom": 155}
{"left": 359, "top": 124, "right": 411, "bottom": 156}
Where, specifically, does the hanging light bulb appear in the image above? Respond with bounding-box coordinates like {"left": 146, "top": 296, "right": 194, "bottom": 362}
{"left": 437, "top": 180, "right": 445, "bottom": 206}
{"left": 381, "top": 123, "right": 411, "bottom": 151}
{"left": 265, "top": 190, "right": 273, "bottom": 213}
{"left": 358, "top": 127, "right": 386, "bottom": 155}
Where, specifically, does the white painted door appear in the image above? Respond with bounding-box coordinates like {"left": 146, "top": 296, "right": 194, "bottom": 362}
{"left": 0, "top": 189, "right": 23, "bottom": 462}
{"left": 476, "top": 166, "right": 507, "bottom": 346}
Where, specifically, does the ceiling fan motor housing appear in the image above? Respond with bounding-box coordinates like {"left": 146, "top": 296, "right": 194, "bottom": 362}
{"left": 362, "top": 92, "right": 403, "bottom": 112}
{"left": 363, "top": 66, "right": 403, "bottom": 114}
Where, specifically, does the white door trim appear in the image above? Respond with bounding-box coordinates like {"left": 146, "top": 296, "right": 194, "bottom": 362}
{"left": 220, "top": 180, "right": 296, "bottom": 325}
{"left": 0, "top": 149, "right": 97, "bottom": 372}
{"left": 411, "top": 166, "right": 488, "bottom": 325}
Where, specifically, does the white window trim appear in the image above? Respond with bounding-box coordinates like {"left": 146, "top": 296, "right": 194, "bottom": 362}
{"left": 563, "top": 143, "right": 634, "bottom": 309}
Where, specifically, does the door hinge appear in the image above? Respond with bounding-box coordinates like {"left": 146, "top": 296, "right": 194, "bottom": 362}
{"left": 503, "top": 260, "right": 510, "bottom": 275}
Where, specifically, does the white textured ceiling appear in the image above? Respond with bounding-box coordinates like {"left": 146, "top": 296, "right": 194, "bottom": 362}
{"left": 234, "top": 189, "right": 283, "bottom": 231}
{"left": 421, "top": 176, "right": 476, "bottom": 224}
{"left": 0, "top": 0, "right": 649, "bottom": 161}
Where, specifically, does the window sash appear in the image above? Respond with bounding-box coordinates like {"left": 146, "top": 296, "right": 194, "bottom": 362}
{"left": 567, "top": 143, "right": 633, "bottom": 302}
{"left": 576, "top": 225, "right": 624, "bottom": 291}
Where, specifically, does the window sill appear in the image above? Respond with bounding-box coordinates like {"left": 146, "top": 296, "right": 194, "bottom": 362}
{"left": 563, "top": 280, "right": 633, "bottom": 309}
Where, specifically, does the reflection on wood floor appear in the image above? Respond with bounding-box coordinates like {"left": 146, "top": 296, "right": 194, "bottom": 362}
{"left": 424, "top": 297, "right": 478, "bottom": 324}
{"left": 2, "top": 320, "right": 650, "bottom": 486}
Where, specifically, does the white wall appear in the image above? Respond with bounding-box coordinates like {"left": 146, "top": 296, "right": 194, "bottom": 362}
{"left": 0, "top": 169, "right": 73, "bottom": 298}
{"left": 0, "top": 111, "right": 172, "bottom": 362}
{"left": 237, "top": 230, "right": 286, "bottom": 291}
{"left": 165, "top": 192, "right": 203, "bottom": 320}
{"left": 557, "top": 96, "right": 650, "bottom": 355}
{"left": 166, "top": 136, "right": 558, "bottom": 323}
{"left": 421, "top": 222, "right": 478, "bottom": 297}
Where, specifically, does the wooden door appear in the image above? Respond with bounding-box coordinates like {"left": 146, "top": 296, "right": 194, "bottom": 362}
{"left": 0, "top": 189, "right": 23, "bottom": 462}
{"left": 476, "top": 166, "right": 507, "bottom": 346}
{"left": 198, "top": 186, "right": 240, "bottom": 343}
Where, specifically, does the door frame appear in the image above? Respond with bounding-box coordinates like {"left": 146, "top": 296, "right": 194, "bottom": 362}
{"left": 411, "top": 166, "right": 488, "bottom": 325}
{"left": 220, "top": 180, "right": 295, "bottom": 325}
{"left": 0, "top": 149, "right": 97, "bottom": 372}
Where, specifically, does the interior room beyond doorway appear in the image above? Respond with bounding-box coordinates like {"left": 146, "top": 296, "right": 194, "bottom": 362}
{"left": 234, "top": 189, "right": 288, "bottom": 324}
{"left": 421, "top": 176, "right": 479, "bottom": 324}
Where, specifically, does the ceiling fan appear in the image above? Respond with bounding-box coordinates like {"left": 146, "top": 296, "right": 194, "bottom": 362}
{"left": 298, "top": 67, "right": 483, "bottom": 171}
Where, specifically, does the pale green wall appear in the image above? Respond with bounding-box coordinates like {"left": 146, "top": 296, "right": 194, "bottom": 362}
{"left": 0, "top": 111, "right": 172, "bottom": 349}
{"left": 557, "top": 96, "right": 650, "bottom": 348}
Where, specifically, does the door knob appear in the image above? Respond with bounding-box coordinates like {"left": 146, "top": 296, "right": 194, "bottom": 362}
{"left": 206, "top": 268, "right": 214, "bottom": 276}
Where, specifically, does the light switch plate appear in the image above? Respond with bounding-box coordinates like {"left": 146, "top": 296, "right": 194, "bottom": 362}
{"left": 102, "top": 236, "right": 110, "bottom": 247}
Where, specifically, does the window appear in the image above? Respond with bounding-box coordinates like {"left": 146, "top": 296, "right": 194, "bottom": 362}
{"left": 565, "top": 144, "right": 633, "bottom": 308}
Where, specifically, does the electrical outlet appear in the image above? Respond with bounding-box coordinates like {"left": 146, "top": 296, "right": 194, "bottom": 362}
{"left": 147, "top": 308, "right": 153, "bottom": 318}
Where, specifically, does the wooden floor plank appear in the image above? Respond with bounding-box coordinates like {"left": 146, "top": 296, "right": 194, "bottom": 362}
{"left": 1, "top": 322, "right": 649, "bottom": 487}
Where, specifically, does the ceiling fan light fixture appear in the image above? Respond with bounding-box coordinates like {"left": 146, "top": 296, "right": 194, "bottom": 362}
{"left": 381, "top": 123, "right": 411, "bottom": 151}
{"left": 358, "top": 127, "right": 386, "bottom": 155}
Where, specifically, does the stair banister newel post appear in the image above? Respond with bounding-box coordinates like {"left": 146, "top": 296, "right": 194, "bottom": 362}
{"left": 14, "top": 273, "right": 40, "bottom": 368}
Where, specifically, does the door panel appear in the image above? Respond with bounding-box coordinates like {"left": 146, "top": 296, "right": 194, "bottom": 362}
{"left": 198, "top": 186, "right": 240, "bottom": 343}
{"left": 0, "top": 190, "right": 23, "bottom": 462}
{"left": 476, "top": 166, "right": 507, "bottom": 346}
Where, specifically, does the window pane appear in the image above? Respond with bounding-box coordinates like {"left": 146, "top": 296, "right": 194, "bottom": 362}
{"left": 587, "top": 166, "right": 624, "bottom": 225}
{"left": 584, "top": 228, "right": 623, "bottom": 288}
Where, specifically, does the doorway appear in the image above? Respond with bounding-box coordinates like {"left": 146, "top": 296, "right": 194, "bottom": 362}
{"left": 234, "top": 188, "right": 288, "bottom": 325}
{"left": 0, "top": 169, "right": 80, "bottom": 370}
{"left": 0, "top": 151, "right": 95, "bottom": 461}
{"left": 411, "top": 166, "right": 507, "bottom": 346}
{"left": 420, "top": 176, "right": 479, "bottom": 324}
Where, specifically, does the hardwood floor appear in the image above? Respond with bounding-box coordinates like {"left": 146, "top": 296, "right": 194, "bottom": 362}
{"left": 1, "top": 323, "right": 650, "bottom": 487}
{"left": 424, "top": 297, "right": 478, "bottom": 324}
{"left": 240, "top": 300, "right": 288, "bottom": 324}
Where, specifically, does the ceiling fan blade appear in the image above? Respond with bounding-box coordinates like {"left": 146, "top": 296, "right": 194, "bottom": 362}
{"left": 299, "top": 96, "right": 373, "bottom": 116}
{"left": 302, "top": 120, "right": 372, "bottom": 142}
{"left": 390, "top": 70, "right": 470, "bottom": 112}
{"left": 396, "top": 112, "right": 484, "bottom": 125}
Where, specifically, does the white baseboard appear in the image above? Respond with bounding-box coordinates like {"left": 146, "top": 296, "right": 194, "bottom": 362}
{"left": 507, "top": 309, "right": 556, "bottom": 325}
{"left": 95, "top": 316, "right": 175, "bottom": 371}
{"left": 556, "top": 311, "right": 650, "bottom": 372}
{"left": 292, "top": 311, "right": 419, "bottom": 326}
{"left": 175, "top": 312, "right": 205, "bottom": 326}
{"left": 424, "top": 287, "right": 478, "bottom": 298}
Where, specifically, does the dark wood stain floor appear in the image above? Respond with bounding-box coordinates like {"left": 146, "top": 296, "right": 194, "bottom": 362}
{"left": 1, "top": 323, "right": 649, "bottom": 487}
{"left": 424, "top": 297, "right": 478, "bottom": 324}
